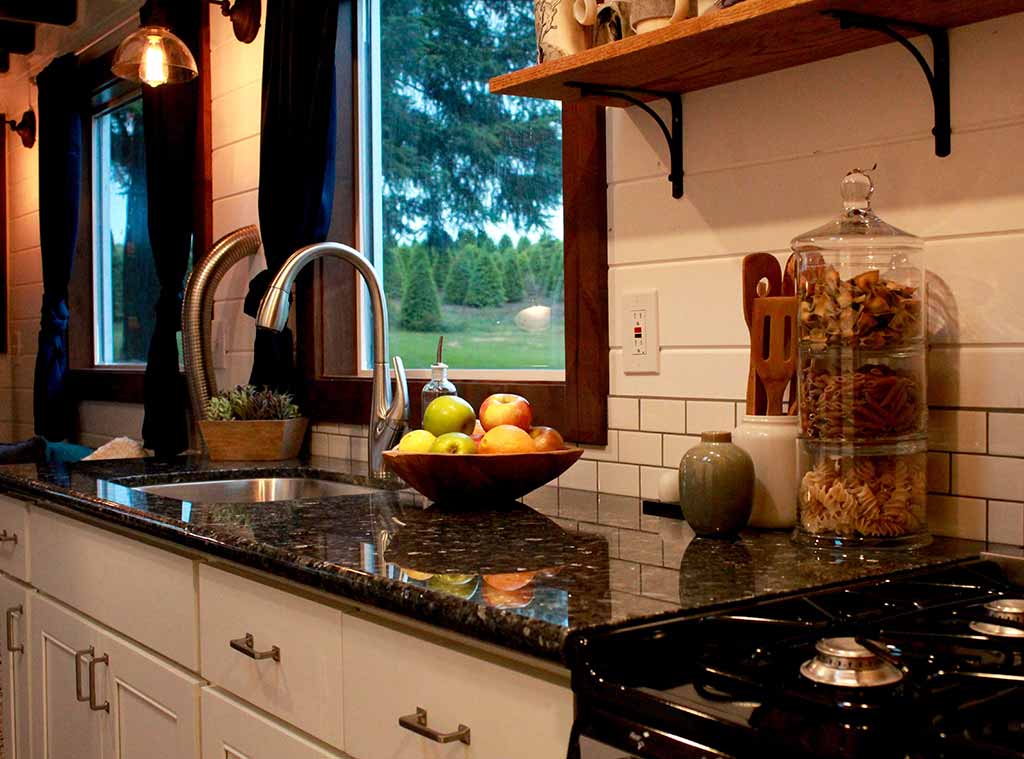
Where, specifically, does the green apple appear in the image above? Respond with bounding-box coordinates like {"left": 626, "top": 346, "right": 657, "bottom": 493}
{"left": 422, "top": 395, "right": 476, "bottom": 437}
{"left": 429, "top": 432, "right": 478, "bottom": 455}
{"left": 428, "top": 574, "right": 479, "bottom": 600}
{"left": 397, "top": 429, "right": 436, "bottom": 453}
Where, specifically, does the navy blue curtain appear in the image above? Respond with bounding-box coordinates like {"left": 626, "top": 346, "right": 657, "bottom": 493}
{"left": 33, "top": 54, "right": 82, "bottom": 442}
{"left": 139, "top": 0, "right": 201, "bottom": 456}
{"left": 244, "top": 0, "right": 339, "bottom": 393}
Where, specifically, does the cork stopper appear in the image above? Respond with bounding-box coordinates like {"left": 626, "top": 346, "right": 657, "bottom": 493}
{"left": 701, "top": 431, "right": 732, "bottom": 443}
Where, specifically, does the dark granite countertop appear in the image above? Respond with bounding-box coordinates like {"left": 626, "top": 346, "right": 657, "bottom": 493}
{"left": 0, "top": 456, "right": 986, "bottom": 664}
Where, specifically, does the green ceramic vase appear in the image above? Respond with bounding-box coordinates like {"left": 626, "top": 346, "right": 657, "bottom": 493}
{"left": 678, "top": 431, "right": 754, "bottom": 538}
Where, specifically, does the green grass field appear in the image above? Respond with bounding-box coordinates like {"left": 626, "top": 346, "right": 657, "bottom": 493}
{"left": 390, "top": 300, "right": 565, "bottom": 370}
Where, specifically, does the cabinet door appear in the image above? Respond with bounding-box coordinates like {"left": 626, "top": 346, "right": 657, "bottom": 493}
{"left": 0, "top": 575, "right": 30, "bottom": 759}
{"left": 30, "top": 595, "right": 105, "bottom": 759}
{"left": 201, "top": 687, "right": 349, "bottom": 759}
{"left": 98, "top": 627, "right": 203, "bottom": 759}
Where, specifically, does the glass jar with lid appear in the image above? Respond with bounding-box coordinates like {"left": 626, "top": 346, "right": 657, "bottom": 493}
{"left": 791, "top": 169, "right": 929, "bottom": 549}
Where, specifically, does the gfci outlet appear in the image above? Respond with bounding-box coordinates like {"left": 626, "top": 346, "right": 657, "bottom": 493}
{"left": 622, "top": 290, "right": 659, "bottom": 374}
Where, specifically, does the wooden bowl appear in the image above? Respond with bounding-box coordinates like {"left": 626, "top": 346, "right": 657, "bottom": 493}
{"left": 382, "top": 447, "right": 584, "bottom": 503}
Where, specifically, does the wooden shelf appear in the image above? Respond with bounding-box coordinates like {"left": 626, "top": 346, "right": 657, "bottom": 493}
{"left": 490, "top": 0, "right": 1022, "bottom": 103}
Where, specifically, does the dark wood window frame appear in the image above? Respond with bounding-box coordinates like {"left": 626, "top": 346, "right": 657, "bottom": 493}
{"left": 67, "top": 11, "right": 213, "bottom": 405}
{"left": 298, "top": 3, "right": 609, "bottom": 445}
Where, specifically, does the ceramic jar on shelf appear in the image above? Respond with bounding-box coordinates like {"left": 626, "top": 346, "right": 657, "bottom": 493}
{"left": 791, "top": 169, "right": 930, "bottom": 549}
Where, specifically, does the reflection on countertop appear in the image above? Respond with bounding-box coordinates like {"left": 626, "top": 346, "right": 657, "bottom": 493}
{"left": 0, "top": 455, "right": 986, "bottom": 663}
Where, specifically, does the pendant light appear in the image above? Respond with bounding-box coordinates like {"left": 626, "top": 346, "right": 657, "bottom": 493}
{"left": 111, "top": 25, "right": 197, "bottom": 87}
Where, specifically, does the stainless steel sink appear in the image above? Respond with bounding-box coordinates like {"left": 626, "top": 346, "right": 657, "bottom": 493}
{"left": 132, "top": 477, "right": 377, "bottom": 504}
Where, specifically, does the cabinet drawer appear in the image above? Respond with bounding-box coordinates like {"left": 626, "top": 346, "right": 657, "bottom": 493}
{"left": 202, "top": 687, "right": 348, "bottom": 759}
{"left": 0, "top": 494, "right": 29, "bottom": 581}
{"left": 342, "top": 614, "right": 573, "bottom": 759}
{"left": 29, "top": 508, "right": 198, "bottom": 669}
{"left": 199, "top": 565, "right": 344, "bottom": 750}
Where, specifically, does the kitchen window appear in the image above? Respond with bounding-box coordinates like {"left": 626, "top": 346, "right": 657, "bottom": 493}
{"left": 67, "top": 40, "right": 212, "bottom": 402}
{"left": 306, "top": 0, "right": 608, "bottom": 442}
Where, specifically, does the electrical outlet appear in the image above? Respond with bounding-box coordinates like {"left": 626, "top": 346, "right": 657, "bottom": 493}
{"left": 622, "top": 290, "right": 659, "bottom": 374}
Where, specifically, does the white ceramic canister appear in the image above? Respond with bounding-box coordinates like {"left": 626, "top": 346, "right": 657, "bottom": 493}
{"left": 732, "top": 415, "right": 798, "bottom": 528}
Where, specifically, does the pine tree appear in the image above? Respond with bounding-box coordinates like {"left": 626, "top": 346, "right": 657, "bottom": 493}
{"left": 383, "top": 244, "right": 404, "bottom": 301}
{"left": 498, "top": 234, "right": 514, "bottom": 252}
{"left": 502, "top": 252, "right": 524, "bottom": 302}
{"left": 465, "top": 249, "right": 506, "bottom": 308}
{"left": 400, "top": 247, "right": 442, "bottom": 331}
{"left": 443, "top": 247, "right": 473, "bottom": 305}
{"left": 476, "top": 231, "right": 496, "bottom": 252}
{"left": 546, "top": 257, "right": 564, "bottom": 301}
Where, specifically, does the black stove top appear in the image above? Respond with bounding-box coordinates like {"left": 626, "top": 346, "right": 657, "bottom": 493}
{"left": 570, "top": 556, "right": 1024, "bottom": 759}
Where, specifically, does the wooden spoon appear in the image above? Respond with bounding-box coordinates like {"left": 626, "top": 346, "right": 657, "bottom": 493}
{"left": 751, "top": 295, "right": 798, "bottom": 416}
{"left": 742, "top": 254, "right": 782, "bottom": 415}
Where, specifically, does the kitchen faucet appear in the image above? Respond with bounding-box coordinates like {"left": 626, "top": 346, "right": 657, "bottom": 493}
{"left": 256, "top": 242, "right": 409, "bottom": 480}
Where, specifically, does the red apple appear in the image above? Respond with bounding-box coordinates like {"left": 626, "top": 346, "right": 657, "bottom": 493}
{"left": 529, "top": 426, "right": 565, "bottom": 452}
{"left": 479, "top": 393, "right": 532, "bottom": 432}
{"left": 478, "top": 424, "right": 536, "bottom": 454}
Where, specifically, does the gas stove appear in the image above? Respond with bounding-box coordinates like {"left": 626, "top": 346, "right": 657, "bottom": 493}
{"left": 569, "top": 554, "right": 1024, "bottom": 759}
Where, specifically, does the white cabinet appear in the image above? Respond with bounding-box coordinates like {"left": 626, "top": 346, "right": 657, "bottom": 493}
{"left": 342, "top": 614, "right": 573, "bottom": 759}
{"left": 31, "top": 594, "right": 105, "bottom": 759}
{"left": 199, "top": 564, "right": 345, "bottom": 749}
{"left": 30, "top": 595, "right": 202, "bottom": 759}
{"left": 0, "top": 494, "right": 30, "bottom": 581}
{"left": 0, "top": 574, "right": 30, "bottom": 759}
{"left": 201, "top": 687, "right": 350, "bottom": 759}
{"left": 29, "top": 509, "right": 199, "bottom": 670}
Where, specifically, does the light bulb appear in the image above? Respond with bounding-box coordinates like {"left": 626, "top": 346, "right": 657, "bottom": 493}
{"left": 140, "top": 35, "right": 169, "bottom": 87}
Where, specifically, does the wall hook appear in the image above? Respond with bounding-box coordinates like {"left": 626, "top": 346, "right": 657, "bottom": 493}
{"left": 6, "top": 109, "right": 35, "bottom": 149}
{"left": 567, "top": 82, "right": 684, "bottom": 199}
{"left": 825, "top": 11, "right": 951, "bottom": 157}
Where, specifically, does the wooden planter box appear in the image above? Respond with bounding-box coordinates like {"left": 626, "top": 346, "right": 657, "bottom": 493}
{"left": 199, "top": 418, "right": 309, "bottom": 461}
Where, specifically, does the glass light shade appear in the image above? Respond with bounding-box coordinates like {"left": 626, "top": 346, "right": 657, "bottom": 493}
{"left": 112, "top": 25, "right": 198, "bottom": 87}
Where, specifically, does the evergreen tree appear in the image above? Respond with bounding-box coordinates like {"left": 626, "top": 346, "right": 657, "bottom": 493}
{"left": 400, "top": 247, "right": 443, "bottom": 331}
{"left": 476, "top": 231, "right": 496, "bottom": 251}
{"left": 498, "top": 234, "right": 514, "bottom": 252}
{"left": 383, "top": 245, "right": 404, "bottom": 301}
{"left": 546, "top": 257, "right": 564, "bottom": 301}
{"left": 465, "top": 250, "right": 506, "bottom": 308}
{"left": 443, "top": 247, "right": 473, "bottom": 305}
{"left": 502, "top": 252, "right": 524, "bottom": 302}
{"left": 429, "top": 247, "right": 452, "bottom": 294}
{"left": 380, "top": 0, "right": 561, "bottom": 243}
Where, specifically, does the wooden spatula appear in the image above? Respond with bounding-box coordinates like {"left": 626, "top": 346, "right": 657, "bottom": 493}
{"left": 751, "top": 295, "right": 797, "bottom": 416}
{"left": 742, "top": 254, "right": 782, "bottom": 415}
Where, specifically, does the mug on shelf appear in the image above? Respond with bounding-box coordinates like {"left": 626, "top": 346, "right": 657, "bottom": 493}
{"left": 574, "top": 0, "right": 634, "bottom": 45}
{"left": 534, "top": 0, "right": 589, "bottom": 63}
{"left": 630, "top": 0, "right": 691, "bottom": 34}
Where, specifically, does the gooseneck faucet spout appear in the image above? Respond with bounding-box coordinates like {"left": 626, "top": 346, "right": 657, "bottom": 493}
{"left": 255, "top": 242, "right": 409, "bottom": 480}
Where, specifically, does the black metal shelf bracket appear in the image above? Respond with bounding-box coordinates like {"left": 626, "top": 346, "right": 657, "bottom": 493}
{"left": 567, "top": 82, "right": 684, "bottom": 198}
{"left": 825, "top": 10, "right": 951, "bottom": 157}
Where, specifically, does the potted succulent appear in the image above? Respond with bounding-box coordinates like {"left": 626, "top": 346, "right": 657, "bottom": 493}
{"left": 200, "top": 385, "right": 308, "bottom": 461}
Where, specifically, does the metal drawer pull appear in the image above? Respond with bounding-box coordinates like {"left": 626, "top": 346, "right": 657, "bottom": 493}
{"left": 88, "top": 653, "right": 110, "bottom": 712}
{"left": 5, "top": 605, "right": 22, "bottom": 653}
{"left": 230, "top": 633, "right": 280, "bottom": 662}
{"left": 74, "top": 647, "right": 94, "bottom": 702}
{"left": 0, "top": 530, "right": 17, "bottom": 545}
{"left": 399, "top": 707, "right": 471, "bottom": 745}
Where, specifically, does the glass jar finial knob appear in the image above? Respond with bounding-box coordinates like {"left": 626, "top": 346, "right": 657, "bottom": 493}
{"left": 841, "top": 168, "right": 874, "bottom": 213}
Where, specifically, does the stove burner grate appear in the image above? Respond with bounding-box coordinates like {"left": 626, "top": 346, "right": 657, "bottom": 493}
{"left": 970, "top": 599, "right": 1024, "bottom": 639}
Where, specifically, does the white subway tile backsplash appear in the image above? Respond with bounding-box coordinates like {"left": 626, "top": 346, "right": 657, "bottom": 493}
{"left": 990, "top": 413, "right": 1024, "bottom": 457}
{"left": 327, "top": 434, "right": 351, "bottom": 461}
{"left": 953, "top": 455, "right": 1024, "bottom": 502}
{"left": 928, "top": 496, "right": 987, "bottom": 541}
{"left": 639, "top": 398, "right": 685, "bottom": 434}
{"left": 581, "top": 430, "right": 619, "bottom": 462}
{"left": 559, "top": 459, "right": 598, "bottom": 491}
{"left": 928, "top": 410, "right": 987, "bottom": 454}
{"left": 310, "top": 432, "right": 329, "bottom": 457}
{"left": 212, "top": 80, "right": 262, "bottom": 149}
{"left": 559, "top": 488, "right": 598, "bottom": 522}
{"left": 611, "top": 349, "right": 748, "bottom": 401}
{"left": 619, "top": 529, "right": 662, "bottom": 565}
{"left": 988, "top": 501, "right": 1024, "bottom": 547}
{"left": 927, "top": 452, "right": 951, "bottom": 494}
{"left": 351, "top": 436, "right": 368, "bottom": 462}
{"left": 211, "top": 135, "right": 260, "bottom": 198}
{"left": 597, "top": 463, "right": 640, "bottom": 499}
{"left": 686, "top": 401, "right": 735, "bottom": 435}
{"left": 618, "top": 431, "right": 662, "bottom": 466}
{"left": 608, "top": 396, "right": 639, "bottom": 430}
{"left": 929, "top": 348, "right": 1024, "bottom": 410}
{"left": 663, "top": 434, "right": 700, "bottom": 470}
